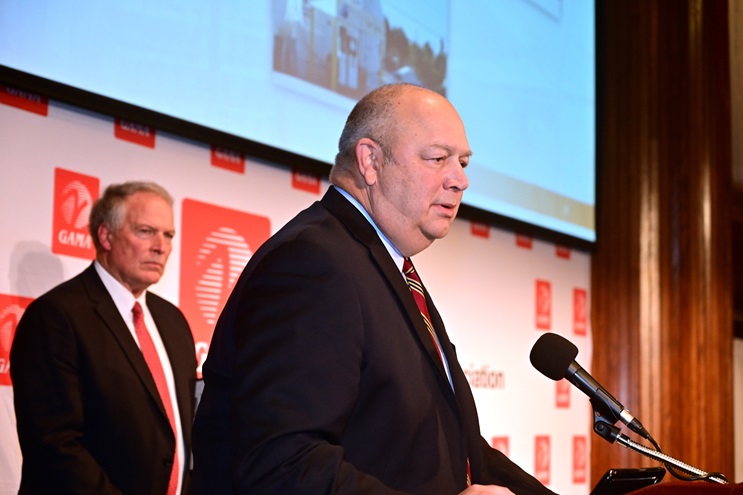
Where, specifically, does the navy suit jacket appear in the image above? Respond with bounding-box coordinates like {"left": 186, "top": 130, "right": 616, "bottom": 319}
{"left": 11, "top": 263, "right": 196, "bottom": 495}
{"left": 190, "top": 187, "right": 556, "bottom": 495}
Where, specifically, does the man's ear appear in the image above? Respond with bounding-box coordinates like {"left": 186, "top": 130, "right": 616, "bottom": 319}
{"left": 355, "top": 138, "right": 381, "bottom": 186}
{"left": 98, "top": 224, "right": 113, "bottom": 251}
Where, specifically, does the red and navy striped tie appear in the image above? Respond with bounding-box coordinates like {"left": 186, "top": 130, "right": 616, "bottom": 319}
{"left": 402, "top": 258, "right": 471, "bottom": 487}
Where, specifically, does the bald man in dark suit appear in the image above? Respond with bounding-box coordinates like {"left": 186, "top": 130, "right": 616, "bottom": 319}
{"left": 191, "top": 84, "right": 557, "bottom": 495}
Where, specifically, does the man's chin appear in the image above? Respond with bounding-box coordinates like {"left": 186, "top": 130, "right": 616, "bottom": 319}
{"left": 425, "top": 223, "right": 453, "bottom": 241}
{"left": 139, "top": 273, "right": 163, "bottom": 287}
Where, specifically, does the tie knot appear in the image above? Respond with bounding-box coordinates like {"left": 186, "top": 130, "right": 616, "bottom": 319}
{"left": 403, "top": 258, "right": 421, "bottom": 283}
{"left": 132, "top": 301, "right": 143, "bottom": 318}
{"left": 403, "top": 257, "right": 415, "bottom": 275}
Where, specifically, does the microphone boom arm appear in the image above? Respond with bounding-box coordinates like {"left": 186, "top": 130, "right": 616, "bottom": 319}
{"left": 530, "top": 334, "right": 730, "bottom": 485}
{"left": 591, "top": 406, "right": 729, "bottom": 485}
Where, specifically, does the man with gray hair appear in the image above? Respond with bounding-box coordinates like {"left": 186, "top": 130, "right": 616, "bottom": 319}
{"left": 12, "top": 181, "right": 196, "bottom": 495}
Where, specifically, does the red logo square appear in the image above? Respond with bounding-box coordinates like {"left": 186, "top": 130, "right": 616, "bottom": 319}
{"left": 0, "top": 85, "right": 48, "bottom": 115}
{"left": 556, "top": 379, "right": 571, "bottom": 408}
{"left": 52, "top": 168, "right": 99, "bottom": 259}
{"left": 556, "top": 245, "right": 571, "bottom": 259}
{"left": 535, "top": 280, "right": 552, "bottom": 330}
{"left": 470, "top": 221, "right": 490, "bottom": 239}
{"left": 573, "top": 288, "right": 588, "bottom": 336}
{"left": 534, "top": 435, "right": 551, "bottom": 485}
{"left": 114, "top": 118, "right": 156, "bottom": 148}
{"left": 210, "top": 146, "right": 245, "bottom": 173}
{"left": 491, "top": 436, "right": 510, "bottom": 456}
{"left": 291, "top": 169, "right": 321, "bottom": 194}
{"left": 573, "top": 436, "right": 587, "bottom": 484}
{"left": 0, "top": 293, "right": 34, "bottom": 386}
{"left": 516, "top": 234, "right": 533, "bottom": 249}
{"left": 179, "top": 199, "right": 271, "bottom": 376}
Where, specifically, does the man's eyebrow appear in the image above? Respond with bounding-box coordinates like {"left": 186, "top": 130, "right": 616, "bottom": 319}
{"left": 429, "top": 143, "right": 473, "bottom": 158}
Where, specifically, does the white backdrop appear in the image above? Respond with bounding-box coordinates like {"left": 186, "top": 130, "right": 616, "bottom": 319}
{"left": 0, "top": 86, "right": 593, "bottom": 494}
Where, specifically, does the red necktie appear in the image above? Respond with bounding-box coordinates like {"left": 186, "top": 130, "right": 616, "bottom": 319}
{"left": 132, "top": 302, "right": 179, "bottom": 495}
{"left": 402, "top": 259, "right": 472, "bottom": 487}
{"left": 403, "top": 258, "right": 446, "bottom": 367}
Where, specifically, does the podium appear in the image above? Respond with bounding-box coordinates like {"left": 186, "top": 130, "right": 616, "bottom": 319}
{"left": 630, "top": 482, "right": 743, "bottom": 494}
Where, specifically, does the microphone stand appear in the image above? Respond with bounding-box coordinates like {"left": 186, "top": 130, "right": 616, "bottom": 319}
{"left": 591, "top": 401, "right": 729, "bottom": 485}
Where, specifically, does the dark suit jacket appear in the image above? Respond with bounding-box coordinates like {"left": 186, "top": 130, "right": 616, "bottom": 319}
{"left": 190, "top": 186, "right": 556, "bottom": 495}
{"left": 11, "top": 263, "right": 196, "bottom": 495}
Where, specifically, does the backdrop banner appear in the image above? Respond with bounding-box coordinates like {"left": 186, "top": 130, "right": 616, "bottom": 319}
{"left": 0, "top": 88, "right": 593, "bottom": 495}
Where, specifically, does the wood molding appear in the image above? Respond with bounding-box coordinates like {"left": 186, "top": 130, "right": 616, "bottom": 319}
{"left": 592, "top": 0, "right": 734, "bottom": 485}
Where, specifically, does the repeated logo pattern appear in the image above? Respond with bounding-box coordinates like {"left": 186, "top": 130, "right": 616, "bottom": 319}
{"left": 291, "top": 169, "right": 321, "bottom": 194}
{"left": 574, "top": 288, "right": 588, "bottom": 335}
{"left": 52, "top": 168, "right": 99, "bottom": 259}
{"left": 114, "top": 119, "right": 156, "bottom": 148}
{"left": 210, "top": 146, "right": 245, "bottom": 173}
{"left": 491, "top": 436, "right": 510, "bottom": 457}
{"left": 0, "top": 85, "right": 49, "bottom": 115}
{"left": 534, "top": 435, "right": 551, "bottom": 485}
{"left": 60, "top": 181, "right": 94, "bottom": 229}
{"left": 179, "top": 199, "right": 271, "bottom": 376}
{"left": 535, "top": 279, "right": 552, "bottom": 330}
{"left": 556, "top": 379, "right": 571, "bottom": 409}
{"left": 193, "top": 227, "right": 252, "bottom": 326}
{"left": 573, "top": 436, "right": 587, "bottom": 484}
{"left": 0, "top": 294, "right": 33, "bottom": 386}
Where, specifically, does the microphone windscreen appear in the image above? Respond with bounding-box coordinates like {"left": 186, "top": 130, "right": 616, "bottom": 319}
{"left": 529, "top": 332, "right": 579, "bottom": 381}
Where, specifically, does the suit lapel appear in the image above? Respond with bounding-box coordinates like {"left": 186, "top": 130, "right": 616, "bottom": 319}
{"left": 321, "top": 188, "right": 451, "bottom": 388}
{"left": 324, "top": 188, "right": 477, "bottom": 469}
{"left": 371, "top": 243, "right": 451, "bottom": 385}
{"left": 81, "top": 265, "right": 170, "bottom": 421}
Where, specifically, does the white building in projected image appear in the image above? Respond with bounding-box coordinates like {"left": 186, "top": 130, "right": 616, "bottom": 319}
{"left": 273, "top": 0, "right": 386, "bottom": 99}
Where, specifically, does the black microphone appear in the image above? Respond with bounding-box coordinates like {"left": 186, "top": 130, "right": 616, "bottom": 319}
{"left": 529, "top": 332, "right": 651, "bottom": 440}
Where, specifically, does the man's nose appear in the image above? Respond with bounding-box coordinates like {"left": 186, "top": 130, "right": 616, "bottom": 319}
{"left": 151, "top": 233, "right": 169, "bottom": 254}
{"left": 446, "top": 162, "right": 469, "bottom": 191}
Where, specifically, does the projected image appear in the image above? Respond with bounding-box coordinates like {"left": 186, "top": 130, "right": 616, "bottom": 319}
{"left": 0, "top": 0, "right": 596, "bottom": 243}
{"left": 272, "top": 0, "right": 448, "bottom": 99}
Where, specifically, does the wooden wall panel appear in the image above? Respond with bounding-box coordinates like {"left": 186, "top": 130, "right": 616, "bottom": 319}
{"left": 592, "top": 0, "right": 734, "bottom": 486}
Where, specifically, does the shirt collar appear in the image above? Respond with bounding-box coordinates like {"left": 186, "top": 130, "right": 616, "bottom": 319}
{"left": 333, "top": 186, "right": 405, "bottom": 272}
{"left": 94, "top": 260, "right": 146, "bottom": 317}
